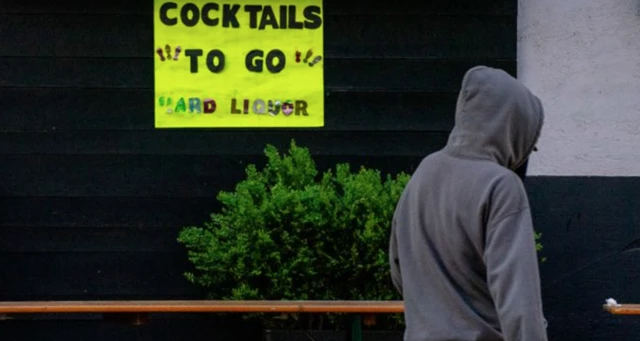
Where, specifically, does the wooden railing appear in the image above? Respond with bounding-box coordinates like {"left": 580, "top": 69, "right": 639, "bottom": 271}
{"left": 603, "top": 302, "right": 640, "bottom": 315}
{"left": 0, "top": 300, "right": 405, "bottom": 341}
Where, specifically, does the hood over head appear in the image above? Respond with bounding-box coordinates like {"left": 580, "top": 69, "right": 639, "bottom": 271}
{"left": 444, "top": 66, "right": 544, "bottom": 172}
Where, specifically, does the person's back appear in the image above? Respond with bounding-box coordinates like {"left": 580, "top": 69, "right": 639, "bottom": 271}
{"left": 389, "top": 66, "right": 548, "bottom": 341}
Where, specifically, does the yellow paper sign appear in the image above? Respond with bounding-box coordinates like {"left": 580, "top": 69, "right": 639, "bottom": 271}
{"left": 153, "top": 0, "right": 325, "bottom": 128}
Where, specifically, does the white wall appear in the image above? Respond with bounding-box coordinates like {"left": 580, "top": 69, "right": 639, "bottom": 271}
{"left": 518, "top": 0, "right": 640, "bottom": 176}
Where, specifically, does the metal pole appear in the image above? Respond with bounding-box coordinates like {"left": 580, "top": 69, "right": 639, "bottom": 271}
{"left": 349, "top": 314, "right": 362, "bottom": 341}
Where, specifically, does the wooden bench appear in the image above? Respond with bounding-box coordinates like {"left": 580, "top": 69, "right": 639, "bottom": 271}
{"left": 0, "top": 300, "right": 404, "bottom": 341}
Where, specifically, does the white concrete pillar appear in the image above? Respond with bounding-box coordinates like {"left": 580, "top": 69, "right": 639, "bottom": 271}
{"left": 518, "top": 0, "right": 640, "bottom": 176}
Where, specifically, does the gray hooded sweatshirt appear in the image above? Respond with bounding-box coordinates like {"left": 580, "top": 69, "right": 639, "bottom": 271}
{"left": 389, "top": 66, "right": 547, "bottom": 341}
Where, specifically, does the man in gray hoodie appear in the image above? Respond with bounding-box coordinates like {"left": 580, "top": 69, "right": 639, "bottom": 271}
{"left": 389, "top": 66, "right": 547, "bottom": 341}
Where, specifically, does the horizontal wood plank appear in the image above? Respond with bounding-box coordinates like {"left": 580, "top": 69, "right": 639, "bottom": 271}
{"left": 0, "top": 89, "right": 457, "bottom": 131}
{"left": 0, "top": 131, "right": 448, "bottom": 155}
{"left": 0, "top": 252, "right": 401, "bottom": 300}
{"left": 0, "top": 319, "right": 265, "bottom": 341}
{"left": 0, "top": 226, "right": 185, "bottom": 253}
{"left": 0, "top": 252, "right": 200, "bottom": 299}
{"left": 0, "top": 0, "right": 515, "bottom": 15}
{"left": 0, "top": 197, "right": 216, "bottom": 228}
{"left": 0, "top": 155, "right": 424, "bottom": 197}
{"left": 0, "top": 300, "right": 404, "bottom": 314}
{"left": 0, "top": 14, "right": 514, "bottom": 59}
{"left": 602, "top": 304, "right": 640, "bottom": 315}
{"left": 0, "top": 58, "right": 515, "bottom": 90}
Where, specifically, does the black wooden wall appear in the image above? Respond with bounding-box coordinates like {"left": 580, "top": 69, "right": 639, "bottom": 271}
{"left": 0, "top": 0, "right": 574, "bottom": 340}
{"left": 527, "top": 177, "right": 640, "bottom": 340}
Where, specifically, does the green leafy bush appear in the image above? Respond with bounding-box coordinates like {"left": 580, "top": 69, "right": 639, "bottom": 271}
{"left": 177, "top": 139, "right": 546, "bottom": 328}
{"left": 177, "top": 140, "right": 409, "bottom": 328}
{"left": 535, "top": 232, "right": 545, "bottom": 263}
